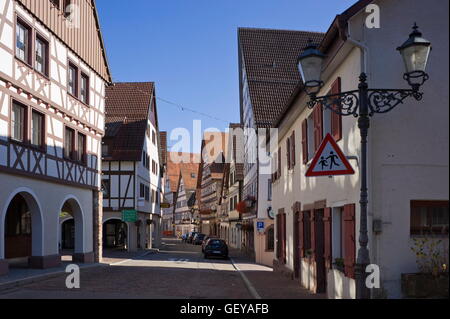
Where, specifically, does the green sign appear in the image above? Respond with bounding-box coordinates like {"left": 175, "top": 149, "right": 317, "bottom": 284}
{"left": 122, "top": 210, "right": 137, "bottom": 222}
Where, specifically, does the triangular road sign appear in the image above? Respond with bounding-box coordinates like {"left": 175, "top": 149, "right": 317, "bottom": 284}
{"left": 306, "top": 133, "right": 355, "bottom": 177}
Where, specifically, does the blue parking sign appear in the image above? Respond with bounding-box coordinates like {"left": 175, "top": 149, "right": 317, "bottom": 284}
{"left": 257, "top": 221, "right": 264, "bottom": 230}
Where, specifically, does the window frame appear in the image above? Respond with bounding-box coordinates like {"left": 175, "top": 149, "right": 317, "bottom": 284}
{"left": 410, "top": 200, "right": 449, "bottom": 236}
{"left": 10, "top": 100, "right": 27, "bottom": 143}
{"left": 64, "top": 126, "right": 76, "bottom": 161}
{"left": 35, "top": 33, "right": 49, "bottom": 77}
{"left": 68, "top": 61, "right": 79, "bottom": 98}
{"left": 31, "top": 109, "right": 45, "bottom": 150}
{"left": 77, "top": 132, "right": 87, "bottom": 164}
{"left": 80, "top": 72, "right": 90, "bottom": 105}
{"left": 15, "top": 17, "right": 33, "bottom": 66}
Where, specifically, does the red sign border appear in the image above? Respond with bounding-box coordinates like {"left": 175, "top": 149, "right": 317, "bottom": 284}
{"left": 305, "top": 133, "right": 355, "bottom": 177}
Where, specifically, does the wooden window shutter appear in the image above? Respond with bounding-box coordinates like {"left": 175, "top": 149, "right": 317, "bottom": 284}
{"left": 277, "top": 147, "right": 281, "bottom": 179}
{"left": 331, "top": 77, "right": 342, "bottom": 141}
{"left": 291, "top": 131, "right": 296, "bottom": 167}
{"left": 323, "top": 208, "right": 332, "bottom": 269}
{"left": 282, "top": 213, "right": 287, "bottom": 263}
{"left": 343, "top": 204, "right": 356, "bottom": 279}
{"left": 314, "top": 104, "right": 323, "bottom": 151}
{"left": 310, "top": 210, "right": 316, "bottom": 260}
{"left": 301, "top": 120, "right": 308, "bottom": 164}
{"left": 299, "top": 212, "right": 304, "bottom": 257}
{"left": 276, "top": 214, "right": 281, "bottom": 259}
{"left": 286, "top": 137, "right": 291, "bottom": 170}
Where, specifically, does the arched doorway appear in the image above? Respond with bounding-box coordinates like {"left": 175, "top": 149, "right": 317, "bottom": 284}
{"left": 3, "top": 192, "right": 43, "bottom": 268}
{"left": 59, "top": 198, "right": 84, "bottom": 261}
{"left": 61, "top": 218, "right": 75, "bottom": 250}
{"left": 103, "top": 219, "right": 128, "bottom": 250}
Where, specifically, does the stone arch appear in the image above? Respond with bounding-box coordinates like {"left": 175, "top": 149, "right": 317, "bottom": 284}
{"left": 1, "top": 187, "right": 44, "bottom": 260}
{"left": 58, "top": 196, "right": 85, "bottom": 255}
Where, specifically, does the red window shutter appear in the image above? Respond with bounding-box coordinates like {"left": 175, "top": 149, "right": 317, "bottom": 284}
{"left": 331, "top": 77, "right": 342, "bottom": 141}
{"left": 282, "top": 213, "right": 287, "bottom": 263}
{"left": 277, "top": 147, "right": 281, "bottom": 179}
{"left": 301, "top": 120, "right": 308, "bottom": 164}
{"left": 276, "top": 214, "right": 281, "bottom": 259}
{"left": 310, "top": 210, "right": 316, "bottom": 260}
{"left": 286, "top": 137, "right": 291, "bottom": 170}
{"left": 299, "top": 212, "right": 304, "bottom": 257}
{"left": 314, "top": 104, "right": 323, "bottom": 151}
{"left": 291, "top": 131, "right": 296, "bottom": 167}
{"left": 343, "top": 204, "right": 356, "bottom": 279}
{"left": 323, "top": 208, "right": 332, "bottom": 269}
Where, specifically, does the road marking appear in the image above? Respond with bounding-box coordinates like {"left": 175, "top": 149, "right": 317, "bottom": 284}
{"left": 109, "top": 250, "right": 155, "bottom": 266}
{"left": 230, "top": 258, "right": 261, "bottom": 299}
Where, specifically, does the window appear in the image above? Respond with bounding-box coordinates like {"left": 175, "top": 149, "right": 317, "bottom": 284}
{"left": 266, "top": 225, "right": 274, "bottom": 251}
{"left": 50, "top": 0, "right": 60, "bottom": 9}
{"left": 411, "top": 201, "right": 449, "bottom": 235}
{"left": 145, "top": 186, "right": 150, "bottom": 202}
{"left": 151, "top": 189, "right": 155, "bottom": 203}
{"left": 31, "top": 111, "right": 44, "bottom": 148}
{"left": 11, "top": 102, "right": 26, "bottom": 142}
{"left": 191, "top": 173, "right": 196, "bottom": 179}
{"left": 63, "top": 0, "right": 72, "bottom": 18}
{"left": 140, "top": 183, "right": 145, "bottom": 199}
{"left": 268, "top": 179, "right": 272, "bottom": 201}
{"left": 102, "top": 179, "right": 110, "bottom": 199}
{"left": 80, "top": 73, "right": 89, "bottom": 104}
{"left": 152, "top": 130, "right": 156, "bottom": 145}
{"left": 102, "top": 143, "right": 109, "bottom": 157}
{"left": 16, "top": 20, "right": 31, "bottom": 64}
{"left": 332, "top": 207, "right": 344, "bottom": 260}
{"left": 142, "top": 151, "right": 147, "bottom": 168}
{"left": 68, "top": 63, "right": 78, "bottom": 97}
{"left": 64, "top": 127, "right": 75, "bottom": 160}
{"left": 77, "top": 133, "right": 86, "bottom": 163}
{"left": 35, "top": 36, "right": 49, "bottom": 76}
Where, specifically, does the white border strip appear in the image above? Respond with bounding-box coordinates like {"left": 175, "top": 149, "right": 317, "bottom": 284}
{"left": 230, "top": 257, "right": 262, "bottom": 299}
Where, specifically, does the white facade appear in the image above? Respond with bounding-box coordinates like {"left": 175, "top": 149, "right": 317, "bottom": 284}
{"left": 0, "top": 0, "right": 107, "bottom": 274}
{"left": 272, "top": 0, "right": 449, "bottom": 299}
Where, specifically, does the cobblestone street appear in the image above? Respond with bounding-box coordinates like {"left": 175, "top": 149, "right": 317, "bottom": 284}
{"left": 0, "top": 238, "right": 322, "bottom": 299}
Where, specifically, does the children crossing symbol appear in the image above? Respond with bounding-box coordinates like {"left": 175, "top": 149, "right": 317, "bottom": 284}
{"left": 306, "top": 134, "right": 355, "bottom": 177}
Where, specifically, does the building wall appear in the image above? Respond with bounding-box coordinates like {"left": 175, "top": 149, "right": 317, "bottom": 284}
{"left": 273, "top": 0, "right": 449, "bottom": 299}
{"left": 351, "top": 0, "right": 449, "bottom": 298}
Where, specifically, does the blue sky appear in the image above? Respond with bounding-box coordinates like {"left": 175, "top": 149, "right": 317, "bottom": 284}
{"left": 96, "top": 0, "right": 356, "bottom": 152}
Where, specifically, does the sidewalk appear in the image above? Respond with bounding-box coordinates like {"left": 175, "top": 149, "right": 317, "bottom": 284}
{"left": 229, "top": 248, "right": 326, "bottom": 299}
{"left": 0, "top": 249, "right": 158, "bottom": 291}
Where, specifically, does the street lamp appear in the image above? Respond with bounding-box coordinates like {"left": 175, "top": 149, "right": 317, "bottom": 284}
{"left": 297, "top": 24, "right": 431, "bottom": 299}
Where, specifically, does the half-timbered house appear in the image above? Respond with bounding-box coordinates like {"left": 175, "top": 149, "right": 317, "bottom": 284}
{"left": 102, "top": 82, "right": 163, "bottom": 252}
{"left": 0, "top": 0, "right": 111, "bottom": 275}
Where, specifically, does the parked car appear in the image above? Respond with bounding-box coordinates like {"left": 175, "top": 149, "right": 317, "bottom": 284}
{"left": 193, "top": 233, "right": 206, "bottom": 245}
{"left": 201, "top": 235, "right": 219, "bottom": 252}
{"left": 181, "top": 233, "right": 188, "bottom": 242}
{"left": 204, "top": 239, "right": 228, "bottom": 259}
{"left": 187, "top": 232, "right": 198, "bottom": 244}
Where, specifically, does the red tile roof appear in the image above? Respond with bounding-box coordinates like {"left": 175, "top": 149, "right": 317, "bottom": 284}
{"left": 238, "top": 28, "right": 324, "bottom": 127}
{"left": 105, "top": 82, "right": 154, "bottom": 161}
{"left": 167, "top": 152, "right": 201, "bottom": 193}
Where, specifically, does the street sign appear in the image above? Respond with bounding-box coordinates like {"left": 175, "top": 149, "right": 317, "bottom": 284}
{"left": 122, "top": 209, "right": 137, "bottom": 222}
{"left": 256, "top": 221, "right": 265, "bottom": 232}
{"left": 306, "top": 133, "right": 355, "bottom": 177}
{"left": 160, "top": 202, "right": 171, "bottom": 209}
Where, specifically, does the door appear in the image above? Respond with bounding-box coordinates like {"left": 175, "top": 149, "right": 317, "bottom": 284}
{"left": 315, "top": 209, "right": 326, "bottom": 293}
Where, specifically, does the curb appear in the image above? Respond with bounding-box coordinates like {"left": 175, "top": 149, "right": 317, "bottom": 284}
{"left": 0, "top": 263, "right": 107, "bottom": 293}
{"left": 230, "top": 257, "right": 262, "bottom": 300}
{"left": 0, "top": 249, "right": 160, "bottom": 292}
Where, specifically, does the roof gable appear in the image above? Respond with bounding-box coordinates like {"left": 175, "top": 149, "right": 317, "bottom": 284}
{"left": 238, "top": 28, "right": 324, "bottom": 127}
{"left": 17, "top": 0, "right": 111, "bottom": 82}
{"left": 104, "top": 82, "right": 154, "bottom": 160}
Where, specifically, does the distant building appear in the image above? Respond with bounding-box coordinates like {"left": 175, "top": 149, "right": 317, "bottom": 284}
{"left": 102, "top": 82, "right": 163, "bottom": 251}
{"left": 174, "top": 163, "right": 199, "bottom": 236}
{"left": 237, "top": 27, "right": 322, "bottom": 264}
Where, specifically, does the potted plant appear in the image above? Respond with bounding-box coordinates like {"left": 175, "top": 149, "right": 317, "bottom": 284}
{"left": 333, "top": 258, "right": 345, "bottom": 273}
{"left": 402, "top": 237, "right": 449, "bottom": 298}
